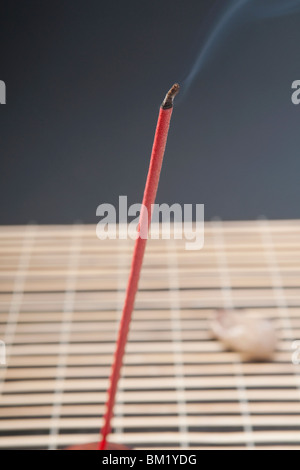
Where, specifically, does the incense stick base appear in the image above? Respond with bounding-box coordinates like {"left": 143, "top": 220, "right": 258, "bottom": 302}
{"left": 65, "top": 442, "right": 131, "bottom": 450}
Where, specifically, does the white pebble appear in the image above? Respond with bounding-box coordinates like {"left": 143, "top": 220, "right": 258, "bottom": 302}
{"left": 210, "top": 310, "right": 278, "bottom": 361}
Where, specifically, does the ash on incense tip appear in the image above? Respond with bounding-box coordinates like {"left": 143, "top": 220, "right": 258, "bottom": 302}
{"left": 161, "top": 83, "right": 180, "bottom": 109}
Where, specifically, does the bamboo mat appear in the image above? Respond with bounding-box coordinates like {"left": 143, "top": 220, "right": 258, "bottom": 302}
{"left": 0, "top": 220, "right": 300, "bottom": 450}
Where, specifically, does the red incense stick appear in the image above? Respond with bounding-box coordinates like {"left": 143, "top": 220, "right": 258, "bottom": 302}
{"left": 99, "top": 83, "right": 180, "bottom": 450}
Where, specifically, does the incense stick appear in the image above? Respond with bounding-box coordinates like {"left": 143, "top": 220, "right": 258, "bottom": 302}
{"left": 99, "top": 83, "right": 180, "bottom": 450}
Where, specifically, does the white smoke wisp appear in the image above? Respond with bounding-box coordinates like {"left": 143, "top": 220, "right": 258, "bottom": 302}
{"left": 182, "top": 0, "right": 300, "bottom": 95}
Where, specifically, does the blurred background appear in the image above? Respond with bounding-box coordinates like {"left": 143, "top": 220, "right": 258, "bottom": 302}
{"left": 0, "top": 0, "right": 300, "bottom": 225}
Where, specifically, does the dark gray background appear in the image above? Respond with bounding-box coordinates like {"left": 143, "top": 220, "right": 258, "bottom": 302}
{"left": 0, "top": 0, "right": 299, "bottom": 224}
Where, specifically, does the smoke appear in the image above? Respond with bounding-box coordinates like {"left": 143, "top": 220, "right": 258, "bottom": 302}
{"left": 182, "top": 0, "right": 300, "bottom": 94}
{"left": 255, "top": 0, "right": 300, "bottom": 18}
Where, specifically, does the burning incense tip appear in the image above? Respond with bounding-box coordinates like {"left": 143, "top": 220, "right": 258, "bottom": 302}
{"left": 161, "top": 83, "right": 180, "bottom": 109}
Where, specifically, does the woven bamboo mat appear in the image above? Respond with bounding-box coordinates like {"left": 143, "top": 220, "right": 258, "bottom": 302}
{"left": 0, "top": 220, "right": 300, "bottom": 450}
